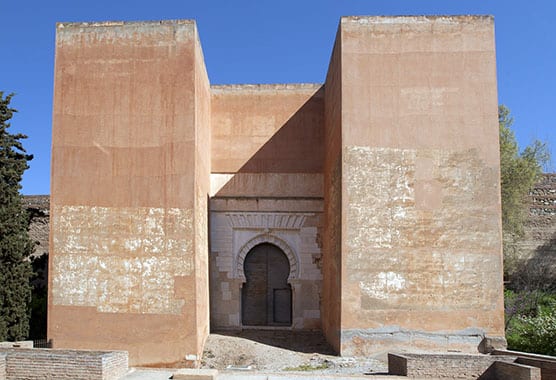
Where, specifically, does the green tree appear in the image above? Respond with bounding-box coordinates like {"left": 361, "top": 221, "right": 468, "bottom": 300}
{"left": 0, "top": 92, "right": 33, "bottom": 341}
{"left": 499, "top": 105, "right": 550, "bottom": 278}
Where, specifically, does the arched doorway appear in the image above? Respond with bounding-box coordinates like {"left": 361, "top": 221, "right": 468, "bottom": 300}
{"left": 242, "top": 243, "right": 292, "bottom": 326}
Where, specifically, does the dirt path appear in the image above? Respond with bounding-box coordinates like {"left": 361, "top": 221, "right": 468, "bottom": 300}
{"left": 201, "top": 330, "right": 388, "bottom": 375}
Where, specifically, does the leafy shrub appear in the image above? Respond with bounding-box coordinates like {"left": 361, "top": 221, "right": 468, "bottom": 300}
{"left": 505, "top": 291, "right": 556, "bottom": 355}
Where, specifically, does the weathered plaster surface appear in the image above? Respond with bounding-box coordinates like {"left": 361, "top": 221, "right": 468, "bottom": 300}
{"left": 56, "top": 21, "right": 195, "bottom": 50}
{"left": 332, "top": 15, "right": 503, "bottom": 354}
{"left": 211, "top": 84, "right": 323, "bottom": 174}
{"left": 49, "top": 15, "right": 505, "bottom": 363}
{"left": 52, "top": 205, "right": 193, "bottom": 314}
{"left": 50, "top": 19, "right": 210, "bottom": 366}
{"left": 341, "top": 145, "right": 503, "bottom": 347}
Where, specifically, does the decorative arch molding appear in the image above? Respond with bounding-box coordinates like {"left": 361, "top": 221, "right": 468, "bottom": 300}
{"left": 226, "top": 212, "right": 308, "bottom": 230}
{"left": 235, "top": 234, "right": 299, "bottom": 282}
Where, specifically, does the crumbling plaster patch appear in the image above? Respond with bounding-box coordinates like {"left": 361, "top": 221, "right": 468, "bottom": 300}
{"left": 52, "top": 205, "right": 194, "bottom": 314}
{"left": 344, "top": 146, "right": 501, "bottom": 311}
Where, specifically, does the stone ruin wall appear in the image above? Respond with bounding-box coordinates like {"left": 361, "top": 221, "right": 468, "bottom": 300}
{"left": 522, "top": 173, "right": 556, "bottom": 253}
{"left": 515, "top": 173, "right": 556, "bottom": 284}
{"left": 22, "top": 195, "right": 50, "bottom": 259}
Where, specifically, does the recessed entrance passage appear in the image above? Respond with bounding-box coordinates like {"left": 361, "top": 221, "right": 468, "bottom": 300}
{"left": 242, "top": 243, "right": 292, "bottom": 326}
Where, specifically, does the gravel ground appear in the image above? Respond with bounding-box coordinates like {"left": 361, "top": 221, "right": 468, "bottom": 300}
{"left": 201, "top": 331, "right": 388, "bottom": 375}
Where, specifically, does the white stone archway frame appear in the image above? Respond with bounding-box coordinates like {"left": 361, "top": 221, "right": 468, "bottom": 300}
{"left": 235, "top": 233, "right": 299, "bottom": 282}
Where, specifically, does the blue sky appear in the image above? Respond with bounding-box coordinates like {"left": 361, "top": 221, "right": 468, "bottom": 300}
{"left": 2, "top": 0, "right": 555, "bottom": 195}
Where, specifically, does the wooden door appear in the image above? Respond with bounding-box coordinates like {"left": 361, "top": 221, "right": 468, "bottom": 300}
{"left": 242, "top": 243, "right": 291, "bottom": 326}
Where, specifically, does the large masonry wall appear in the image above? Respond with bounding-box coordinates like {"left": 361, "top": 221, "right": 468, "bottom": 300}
{"left": 336, "top": 16, "right": 504, "bottom": 354}
{"left": 0, "top": 349, "right": 128, "bottom": 380}
{"left": 50, "top": 20, "right": 210, "bottom": 366}
{"left": 209, "top": 85, "right": 325, "bottom": 330}
{"left": 49, "top": 15, "right": 505, "bottom": 363}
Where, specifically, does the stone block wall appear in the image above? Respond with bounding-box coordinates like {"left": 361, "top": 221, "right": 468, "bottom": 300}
{"left": 22, "top": 195, "right": 50, "bottom": 258}
{"left": 0, "top": 349, "right": 128, "bottom": 380}
{"left": 515, "top": 357, "right": 556, "bottom": 379}
{"left": 0, "top": 353, "right": 5, "bottom": 380}
{"left": 515, "top": 173, "right": 556, "bottom": 284}
{"left": 494, "top": 349, "right": 556, "bottom": 379}
{"left": 493, "top": 361, "right": 541, "bottom": 380}
{"left": 388, "top": 353, "right": 517, "bottom": 379}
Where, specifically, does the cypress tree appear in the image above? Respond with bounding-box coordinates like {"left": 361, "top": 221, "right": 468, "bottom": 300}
{"left": 0, "top": 92, "right": 33, "bottom": 341}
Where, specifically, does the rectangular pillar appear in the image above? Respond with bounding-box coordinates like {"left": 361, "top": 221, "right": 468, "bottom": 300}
{"left": 49, "top": 20, "right": 210, "bottom": 366}
{"left": 324, "top": 16, "right": 505, "bottom": 355}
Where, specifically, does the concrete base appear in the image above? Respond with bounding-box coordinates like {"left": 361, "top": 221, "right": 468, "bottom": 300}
{"left": 173, "top": 368, "right": 219, "bottom": 380}
{"left": 0, "top": 342, "right": 33, "bottom": 349}
{"left": 490, "top": 361, "right": 541, "bottom": 380}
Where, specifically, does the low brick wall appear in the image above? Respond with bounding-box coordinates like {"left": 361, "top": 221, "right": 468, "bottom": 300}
{"left": 0, "top": 348, "right": 128, "bottom": 380}
{"left": 0, "top": 353, "right": 6, "bottom": 380}
{"left": 493, "top": 361, "right": 541, "bottom": 380}
{"left": 388, "top": 353, "right": 517, "bottom": 379}
{"left": 516, "top": 358, "right": 556, "bottom": 379}
{"left": 493, "top": 349, "right": 556, "bottom": 380}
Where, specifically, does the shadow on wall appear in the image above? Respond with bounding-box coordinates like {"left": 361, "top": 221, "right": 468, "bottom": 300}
{"left": 214, "top": 87, "right": 324, "bottom": 197}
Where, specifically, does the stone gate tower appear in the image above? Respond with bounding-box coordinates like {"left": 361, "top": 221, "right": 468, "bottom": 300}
{"left": 49, "top": 16, "right": 505, "bottom": 366}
